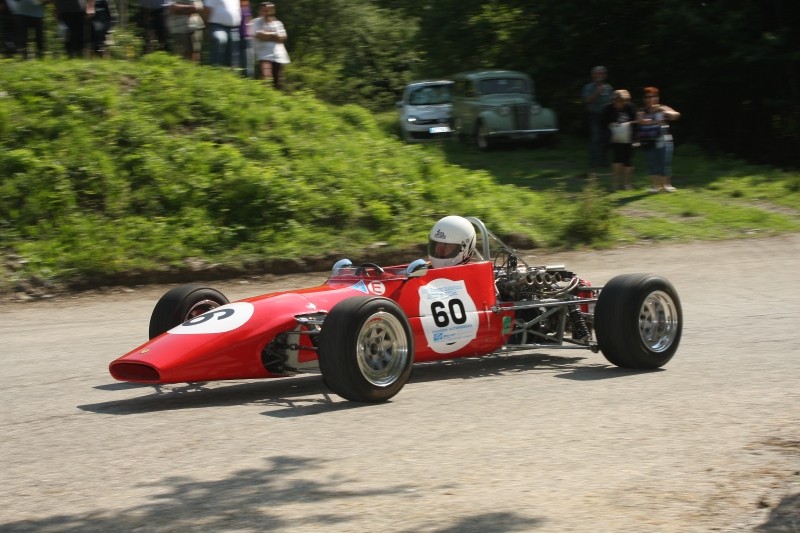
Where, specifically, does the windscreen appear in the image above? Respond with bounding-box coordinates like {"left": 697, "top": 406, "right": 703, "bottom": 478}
{"left": 478, "top": 78, "right": 530, "bottom": 95}
{"left": 408, "top": 84, "right": 453, "bottom": 105}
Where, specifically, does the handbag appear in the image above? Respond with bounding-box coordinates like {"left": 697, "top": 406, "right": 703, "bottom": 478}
{"left": 610, "top": 122, "right": 631, "bottom": 144}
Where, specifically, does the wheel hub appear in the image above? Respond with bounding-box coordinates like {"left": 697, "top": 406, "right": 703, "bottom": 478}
{"left": 356, "top": 312, "right": 409, "bottom": 386}
{"left": 639, "top": 290, "right": 679, "bottom": 352}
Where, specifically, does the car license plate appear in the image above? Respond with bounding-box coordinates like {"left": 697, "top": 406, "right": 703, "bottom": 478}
{"left": 429, "top": 126, "right": 451, "bottom": 134}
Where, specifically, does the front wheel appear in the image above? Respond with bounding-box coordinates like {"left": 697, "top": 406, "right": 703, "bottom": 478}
{"left": 317, "top": 297, "right": 414, "bottom": 402}
{"left": 594, "top": 274, "right": 682, "bottom": 369}
{"left": 148, "top": 284, "right": 229, "bottom": 339}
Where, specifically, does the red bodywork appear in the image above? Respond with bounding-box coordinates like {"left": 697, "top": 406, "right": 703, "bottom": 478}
{"left": 109, "top": 261, "right": 514, "bottom": 384}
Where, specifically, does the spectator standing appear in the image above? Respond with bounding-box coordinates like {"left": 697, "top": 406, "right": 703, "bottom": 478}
{"left": 54, "top": 0, "right": 92, "bottom": 58}
{"left": 252, "top": 1, "right": 288, "bottom": 89}
{"left": 89, "top": 0, "right": 112, "bottom": 57}
{"left": 203, "top": 0, "right": 240, "bottom": 67}
{"left": 637, "top": 86, "right": 681, "bottom": 192}
{"left": 138, "top": 0, "right": 169, "bottom": 53}
{"left": 9, "top": 0, "right": 46, "bottom": 59}
{"left": 602, "top": 89, "right": 637, "bottom": 190}
{"left": 582, "top": 65, "right": 613, "bottom": 170}
{"left": 167, "top": 0, "right": 203, "bottom": 63}
{"left": 238, "top": 0, "right": 253, "bottom": 77}
{"left": 1, "top": 0, "right": 17, "bottom": 57}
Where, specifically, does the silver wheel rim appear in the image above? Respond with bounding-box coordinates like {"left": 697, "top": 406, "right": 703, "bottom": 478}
{"left": 638, "top": 290, "right": 679, "bottom": 352}
{"left": 356, "top": 311, "right": 409, "bottom": 387}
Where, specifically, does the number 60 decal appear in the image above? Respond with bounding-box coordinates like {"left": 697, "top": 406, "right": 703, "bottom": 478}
{"left": 169, "top": 302, "right": 255, "bottom": 335}
{"left": 419, "top": 279, "right": 478, "bottom": 354}
{"left": 431, "top": 299, "right": 467, "bottom": 327}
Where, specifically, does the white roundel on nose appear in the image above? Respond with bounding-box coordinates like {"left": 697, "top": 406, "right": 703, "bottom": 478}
{"left": 169, "top": 302, "right": 255, "bottom": 334}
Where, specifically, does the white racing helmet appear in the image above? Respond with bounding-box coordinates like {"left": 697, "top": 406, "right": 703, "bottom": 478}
{"left": 427, "top": 216, "right": 476, "bottom": 268}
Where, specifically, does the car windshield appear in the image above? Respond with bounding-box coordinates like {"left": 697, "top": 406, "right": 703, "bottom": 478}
{"left": 478, "top": 78, "right": 530, "bottom": 95}
{"left": 408, "top": 84, "right": 452, "bottom": 105}
{"left": 328, "top": 264, "right": 413, "bottom": 281}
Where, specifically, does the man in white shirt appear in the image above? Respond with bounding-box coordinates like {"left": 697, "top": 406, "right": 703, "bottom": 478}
{"left": 203, "top": 0, "right": 240, "bottom": 66}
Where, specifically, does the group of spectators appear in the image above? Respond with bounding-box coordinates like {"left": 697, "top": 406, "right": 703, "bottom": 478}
{"left": 0, "top": 0, "right": 113, "bottom": 58}
{"left": 583, "top": 66, "right": 681, "bottom": 193}
{"left": 0, "top": 0, "right": 289, "bottom": 88}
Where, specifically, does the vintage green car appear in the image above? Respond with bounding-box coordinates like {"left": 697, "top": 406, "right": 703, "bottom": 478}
{"left": 451, "top": 69, "right": 558, "bottom": 149}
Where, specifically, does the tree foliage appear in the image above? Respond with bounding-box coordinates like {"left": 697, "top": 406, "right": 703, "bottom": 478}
{"left": 284, "top": 0, "right": 799, "bottom": 166}
{"left": 278, "top": 0, "right": 420, "bottom": 109}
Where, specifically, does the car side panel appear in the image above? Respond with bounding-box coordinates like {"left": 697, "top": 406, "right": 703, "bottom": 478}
{"left": 394, "top": 261, "right": 510, "bottom": 361}
{"left": 531, "top": 107, "right": 558, "bottom": 131}
{"left": 452, "top": 70, "right": 559, "bottom": 141}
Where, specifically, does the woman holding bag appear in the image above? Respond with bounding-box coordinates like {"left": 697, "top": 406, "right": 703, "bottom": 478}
{"left": 603, "top": 89, "right": 638, "bottom": 190}
{"left": 638, "top": 86, "right": 681, "bottom": 192}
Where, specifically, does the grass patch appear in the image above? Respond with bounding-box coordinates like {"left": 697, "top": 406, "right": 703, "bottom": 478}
{"left": 1, "top": 59, "right": 799, "bottom": 291}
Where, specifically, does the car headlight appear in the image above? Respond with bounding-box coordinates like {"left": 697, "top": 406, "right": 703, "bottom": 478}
{"left": 497, "top": 106, "right": 510, "bottom": 116}
{"left": 406, "top": 116, "right": 418, "bottom": 123}
{"left": 530, "top": 104, "right": 542, "bottom": 115}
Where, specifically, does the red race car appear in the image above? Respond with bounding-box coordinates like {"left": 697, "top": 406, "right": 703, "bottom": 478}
{"left": 109, "top": 217, "right": 682, "bottom": 402}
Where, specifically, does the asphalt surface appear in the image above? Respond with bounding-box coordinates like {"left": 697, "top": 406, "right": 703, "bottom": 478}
{"left": 1, "top": 235, "right": 799, "bottom": 532}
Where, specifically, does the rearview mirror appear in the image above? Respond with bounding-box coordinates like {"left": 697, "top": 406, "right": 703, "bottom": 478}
{"left": 332, "top": 258, "right": 353, "bottom": 274}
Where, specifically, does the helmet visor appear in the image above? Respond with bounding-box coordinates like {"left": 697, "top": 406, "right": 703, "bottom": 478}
{"left": 428, "top": 239, "right": 462, "bottom": 259}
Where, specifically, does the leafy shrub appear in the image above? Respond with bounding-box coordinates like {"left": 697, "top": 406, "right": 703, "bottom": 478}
{"left": 560, "top": 180, "right": 615, "bottom": 245}
{"left": 0, "top": 58, "right": 549, "bottom": 287}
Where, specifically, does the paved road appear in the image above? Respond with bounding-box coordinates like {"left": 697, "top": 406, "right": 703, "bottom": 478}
{"left": 2, "top": 235, "right": 799, "bottom": 532}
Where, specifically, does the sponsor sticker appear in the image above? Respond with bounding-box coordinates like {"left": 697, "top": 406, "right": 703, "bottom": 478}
{"left": 367, "top": 281, "right": 385, "bottom": 295}
{"left": 351, "top": 280, "right": 369, "bottom": 294}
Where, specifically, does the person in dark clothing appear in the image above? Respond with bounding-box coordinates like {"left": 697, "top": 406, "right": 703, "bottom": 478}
{"left": 581, "top": 65, "right": 613, "bottom": 170}
{"left": 10, "top": 0, "right": 46, "bottom": 59}
{"left": 0, "top": 0, "right": 17, "bottom": 57}
{"left": 138, "top": 0, "right": 169, "bottom": 53}
{"left": 602, "top": 89, "right": 638, "bottom": 190}
{"left": 54, "top": 0, "right": 91, "bottom": 58}
{"left": 89, "top": 0, "right": 112, "bottom": 57}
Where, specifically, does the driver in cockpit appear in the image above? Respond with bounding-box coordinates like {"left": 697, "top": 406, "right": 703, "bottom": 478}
{"left": 426, "top": 215, "right": 476, "bottom": 268}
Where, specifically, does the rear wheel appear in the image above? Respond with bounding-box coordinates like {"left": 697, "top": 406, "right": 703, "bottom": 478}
{"left": 318, "top": 296, "right": 414, "bottom": 402}
{"left": 594, "top": 274, "right": 682, "bottom": 369}
{"left": 148, "top": 284, "right": 229, "bottom": 339}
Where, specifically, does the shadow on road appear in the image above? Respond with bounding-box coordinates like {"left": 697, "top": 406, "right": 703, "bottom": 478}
{"left": 756, "top": 491, "right": 800, "bottom": 532}
{"left": 79, "top": 352, "right": 643, "bottom": 417}
{"left": 0, "top": 455, "right": 544, "bottom": 532}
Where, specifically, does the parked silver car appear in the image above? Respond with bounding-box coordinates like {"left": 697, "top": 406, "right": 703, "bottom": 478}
{"left": 451, "top": 70, "right": 558, "bottom": 149}
{"left": 397, "top": 80, "right": 454, "bottom": 142}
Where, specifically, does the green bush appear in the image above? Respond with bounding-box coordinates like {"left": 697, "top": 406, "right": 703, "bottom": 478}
{"left": 1, "top": 57, "right": 799, "bottom": 293}
{"left": 0, "top": 58, "right": 547, "bottom": 288}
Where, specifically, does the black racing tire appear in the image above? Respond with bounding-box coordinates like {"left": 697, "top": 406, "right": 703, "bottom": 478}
{"left": 317, "top": 296, "right": 414, "bottom": 403}
{"left": 594, "top": 274, "right": 682, "bottom": 369}
{"left": 148, "top": 284, "right": 230, "bottom": 339}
